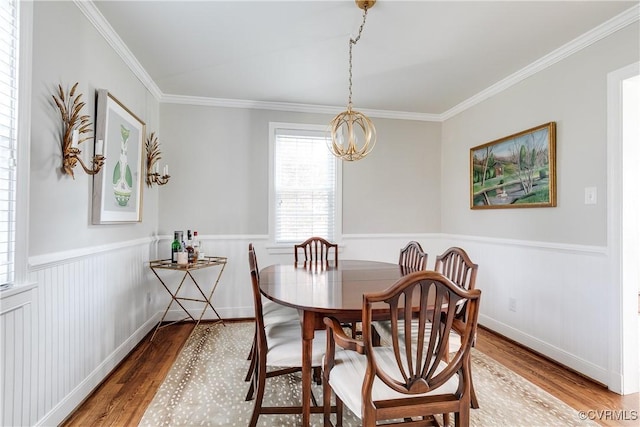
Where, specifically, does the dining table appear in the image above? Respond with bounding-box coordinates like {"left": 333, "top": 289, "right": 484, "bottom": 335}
{"left": 259, "top": 259, "right": 417, "bottom": 426}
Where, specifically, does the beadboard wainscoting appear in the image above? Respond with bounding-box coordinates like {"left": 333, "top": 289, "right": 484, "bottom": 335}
{"left": 1, "top": 238, "right": 159, "bottom": 427}
{"left": 0, "top": 233, "right": 615, "bottom": 426}
{"left": 1, "top": 283, "right": 38, "bottom": 426}
{"left": 164, "top": 233, "right": 612, "bottom": 387}
{"left": 435, "top": 235, "right": 611, "bottom": 386}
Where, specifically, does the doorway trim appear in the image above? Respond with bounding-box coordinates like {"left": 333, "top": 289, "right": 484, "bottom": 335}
{"left": 607, "top": 61, "right": 639, "bottom": 394}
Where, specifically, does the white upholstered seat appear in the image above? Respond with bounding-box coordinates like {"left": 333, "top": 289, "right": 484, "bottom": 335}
{"left": 263, "top": 297, "right": 299, "bottom": 328}
{"left": 264, "top": 321, "right": 326, "bottom": 367}
{"left": 328, "top": 346, "right": 460, "bottom": 418}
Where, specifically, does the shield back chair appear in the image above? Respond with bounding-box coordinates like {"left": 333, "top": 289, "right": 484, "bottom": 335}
{"left": 398, "top": 240, "right": 428, "bottom": 272}
{"left": 294, "top": 236, "right": 338, "bottom": 264}
{"left": 434, "top": 247, "right": 479, "bottom": 408}
{"left": 374, "top": 245, "right": 480, "bottom": 417}
{"left": 323, "top": 270, "right": 481, "bottom": 426}
{"left": 246, "top": 244, "right": 328, "bottom": 427}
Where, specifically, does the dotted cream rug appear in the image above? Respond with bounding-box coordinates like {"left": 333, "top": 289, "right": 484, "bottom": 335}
{"left": 139, "top": 322, "right": 596, "bottom": 427}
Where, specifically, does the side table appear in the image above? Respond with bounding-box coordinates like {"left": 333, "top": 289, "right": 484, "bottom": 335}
{"left": 149, "top": 256, "right": 227, "bottom": 341}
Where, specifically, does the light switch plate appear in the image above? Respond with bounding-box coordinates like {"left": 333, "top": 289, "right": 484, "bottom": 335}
{"left": 585, "top": 187, "right": 597, "bottom": 205}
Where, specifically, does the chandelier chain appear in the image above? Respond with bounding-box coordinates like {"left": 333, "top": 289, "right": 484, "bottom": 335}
{"left": 348, "top": 5, "right": 369, "bottom": 110}
{"left": 328, "top": 1, "right": 376, "bottom": 162}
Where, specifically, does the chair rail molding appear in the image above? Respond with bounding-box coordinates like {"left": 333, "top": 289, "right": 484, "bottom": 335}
{"left": 28, "top": 236, "right": 156, "bottom": 269}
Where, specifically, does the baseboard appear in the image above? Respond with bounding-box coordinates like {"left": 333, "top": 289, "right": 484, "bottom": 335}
{"left": 36, "top": 313, "right": 161, "bottom": 427}
{"left": 479, "top": 314, "right": 609, "bottom": 386}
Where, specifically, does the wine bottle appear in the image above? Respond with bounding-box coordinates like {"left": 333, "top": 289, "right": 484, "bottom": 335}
{"left": 171, "top": 231, "right": 182, "bottom": 263}
{"left": 193, "top": 231, "right": 201, "bottom": 260}
{"left": 186, "top": 229, "right": 195, "bottom": 263}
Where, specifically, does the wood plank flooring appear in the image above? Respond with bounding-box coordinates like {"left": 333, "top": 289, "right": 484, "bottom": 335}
{"left": 475, "top": 327, "right": 639, "bottom": 427}
{"left": 62, "top": 321, "right": 639, "bottom": 427}
{"left": 61, "top": 322, "right": 194, "bottom": 427}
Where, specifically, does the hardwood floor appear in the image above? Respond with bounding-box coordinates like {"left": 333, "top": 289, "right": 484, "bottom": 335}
{"left": 61, "top": 322, "right": 194, "bottom": 427}
{"left": 474, "top": 327, "right": 639, "bottom": 427}
{"left": 62, "top": 321, "right": 639, "bottom": 427}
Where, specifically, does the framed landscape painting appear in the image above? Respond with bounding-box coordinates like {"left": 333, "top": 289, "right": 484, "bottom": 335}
{"left": 470, "top": 122, "right": 556, "bottom": 209}
{"left": 92, "top": 89, "right": 145, "bottom": 224}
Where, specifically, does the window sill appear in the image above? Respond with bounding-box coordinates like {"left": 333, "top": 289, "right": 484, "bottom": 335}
{"left": 0, "top": 281, "right": 38, "bottom": 300}
{"left": 265, "top": 245, "right": 295, "bottom": 255}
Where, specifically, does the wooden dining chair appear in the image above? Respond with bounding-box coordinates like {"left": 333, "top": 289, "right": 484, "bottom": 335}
{"left": 371, "top": 241, "right": 428, "bottom": 344}
{"left": 323, "top": 270, "right": 481, "bottom": 426}
{"left": 398, "top": 240, "right": 428, "bottom": 271}
{"left": 435, "top": 247, "right": 479, "bottom": 409}
{"left": 243, "top": 245, "right": 298, "bottom": 384}
{"left": 294, "top": 236, "right": 338, "bottom": 264}
{"left": 246, "top": 244, "right": 328, "bottom": 427}
{"left": 435, "top": 247, "right": 478, "bottom": 295}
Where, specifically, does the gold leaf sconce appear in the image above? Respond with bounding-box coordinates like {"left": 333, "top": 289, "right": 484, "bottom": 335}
{"left": 145, "top": 132, "right": 170, "bottom": 186}
{"left": 52, "top": 82, "right": 105, "bottom": 178}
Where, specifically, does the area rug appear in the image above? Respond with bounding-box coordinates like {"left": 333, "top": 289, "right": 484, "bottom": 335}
{"left": 139, "top": 322, "right": 597, "bottom": 427}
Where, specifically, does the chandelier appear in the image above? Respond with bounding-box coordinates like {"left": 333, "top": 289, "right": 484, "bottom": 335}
{"left": 328, "top": 0, "right": 377, "bottom": 162}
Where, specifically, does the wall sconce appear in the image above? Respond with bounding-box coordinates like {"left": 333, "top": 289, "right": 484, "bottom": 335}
{"left": 52, "top": 83, "right": 105, "bottom": 178}
{"left": 145, "top": 132, "right": 170, "bottom": 186}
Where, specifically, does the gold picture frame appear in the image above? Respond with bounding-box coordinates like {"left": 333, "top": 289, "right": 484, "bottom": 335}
{"left": 470, "top": 122, "right": 556, "bottom": 209}
{"left": 92, "top": 89, "right": 145, "bottom": 223}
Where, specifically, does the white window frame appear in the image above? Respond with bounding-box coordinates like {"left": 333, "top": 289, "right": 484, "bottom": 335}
{"left": 267, "top": 122, "right": 342, "bottom": 252}
{"left": 0, "top": 0, "right": 32, "bottom": 289}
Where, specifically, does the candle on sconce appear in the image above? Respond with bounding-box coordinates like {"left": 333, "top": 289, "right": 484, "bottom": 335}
{"left": 163, "top": 165, "right": 169, "bottom": 176}
{"left": 154, "top": 162, "right": 159, "bottom": 174}
{"left": 71, "top": 129, "right": 79, "bottom": 149}
{"left": 95, "top": 139, "right": 104, "bottom": 156}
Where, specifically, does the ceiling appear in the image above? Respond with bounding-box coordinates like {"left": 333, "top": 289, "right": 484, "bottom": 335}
{"left": 92, "top": 0, "right": 638, "bottom": 117}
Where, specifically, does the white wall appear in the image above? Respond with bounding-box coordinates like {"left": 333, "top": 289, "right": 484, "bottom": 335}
{"left": 440, "top": 24, "right": 640, "bottom": 389}
{"left": 441, "top": 25, "right": 638, "bottom": 246}
{"left": 29, "top": 1, "right": 160, "bottom": 256}
{"left": 157, "top": 104, "right": 441, "bottom": 237}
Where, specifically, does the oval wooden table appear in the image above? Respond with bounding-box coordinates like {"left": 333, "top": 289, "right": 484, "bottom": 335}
{"left": 259, "top": 260, "right": 415, "bottom": 426}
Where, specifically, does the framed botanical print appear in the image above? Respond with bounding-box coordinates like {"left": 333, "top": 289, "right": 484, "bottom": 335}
{"left": 92, "top": 89, "right": 145, "bottom": 223}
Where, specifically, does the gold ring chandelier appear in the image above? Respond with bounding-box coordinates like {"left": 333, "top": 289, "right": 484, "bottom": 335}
{"left": 328, "top": 0, "right": 377, "bottom": 162}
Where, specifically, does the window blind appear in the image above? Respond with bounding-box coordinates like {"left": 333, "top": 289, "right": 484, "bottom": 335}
{"left": 274, "top": 128, "right": 336, "bottom": 244}
{"left": 0, "top": 0, "right": 18, "bottom": 286}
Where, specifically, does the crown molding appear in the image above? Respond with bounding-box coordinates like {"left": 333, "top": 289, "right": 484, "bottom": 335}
{"left": 440, "top": 4, "right": 640, "bottom": 121}
{"left": 78, "top": 1, "right": 638, "bottom": 123}
{"left": 160, "top": 94, "right": 440, "bottom": 121}
{"left": 74, "top": 0, "right": 163, "bottom": 100}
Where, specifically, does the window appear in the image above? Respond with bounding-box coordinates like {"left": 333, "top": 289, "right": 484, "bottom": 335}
{"left": 0, "top": 0, "right": 19, "bottom": 287}
{"left": 269, "top": 122, "right": 342, "bottom": 245}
